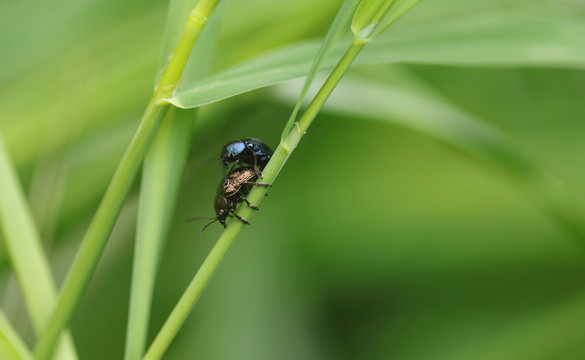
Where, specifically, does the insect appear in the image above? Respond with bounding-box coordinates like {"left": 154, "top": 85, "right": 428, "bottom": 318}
{"left": 219, "top": 138, "right": 273, "bottom": 177}
{"left": 190, "top": 138, "right": 273, "bottom": 177}
{"left": 221, "top": 165, "right": 269, "bottom": 197}
{"left": 189, "top": 166, "right": 271, "bottom": 232}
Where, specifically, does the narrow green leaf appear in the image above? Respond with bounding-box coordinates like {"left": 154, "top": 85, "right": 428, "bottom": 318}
{"left": 282, "top": 0, "right": 360, "bottom": 140}
{"left": 34, "top": 0, "right": 222, "bottom": 358}
{"left": 167, "top": 41, "right": 326, "bottom": 108}
{"left": 372, "top": 0, "right": 420, "bottom": 37}
{"left": 311, "top": 72, "right": 541, "bottom": 176}
{"left": 124, "top": 108, "right": 195, "bottom": 360}
{"left": 33, "top": 100, "right": 168, "bottom": 360}
{"left": 0, "top": 310, "right": 32, "bottom": 360}
{"left": 155, "top": 0, "right": 199, "bottom": 84}
{"left": 275, "top": 69, "right": 585, "bottom": 240}
{"left": 351, "top": 0, "right": 395, "bottom": 41}
{"left": 0, "top": 133, "right": 78, "bottom": 360}
{"left": 124, "top": 3, "right": 224, "bottom": 360}
{"left": 167, "top": 10, "right": 585, "bottom": 109}
{"left": 143, "top": 10, "right": 369, "bottom": 360}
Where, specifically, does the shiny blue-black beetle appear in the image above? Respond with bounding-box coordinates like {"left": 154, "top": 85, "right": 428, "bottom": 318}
{"left": 220, "top": 138, "right": 273, "bottom": 177}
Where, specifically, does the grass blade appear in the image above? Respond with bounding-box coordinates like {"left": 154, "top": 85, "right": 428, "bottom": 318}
{"left": 276, "top": 69, "right": 585, "bottom": 241}
{"left": 148, "top": 15, "right": 582, "bottom": 350}
{"left": 156, "top": 0, "right": 199, "bottom": 84}
{"left": 142, "top": 3, "right": 381, "bottom": 356}
{"left": 33, "top": 101, "right": 168, "bottom": 360}
{"left": 140, "top": 216, "right": 244, "bottom": 360}
{"left": 34, "top": 0, "right": 222, "bottom": 358}
{"left": 0, "top": 133, "right": 78, "bottom": 360}
{"left": 124, "top": 108, "right": 195, "bottom": 360}
{"left": 124, "top": 3, "right": 223, "bottom": 359}
{"left": 281, "top": 0, "right": 360, "bottom": 140}
{"left": 168, "top": 9, "right": 585, "bottom": 109}
{"left": 0, "top": 310, "right": 32, "bottom": 360}
{"left": 372, "top": 0, "right": 420, "bottom": 37}
{"left": 351, "top": 0, "right": 396, "bottom": 41}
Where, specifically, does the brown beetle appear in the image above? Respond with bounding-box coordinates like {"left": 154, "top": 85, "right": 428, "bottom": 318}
{"left": 222, "top": 166, "right": 269, "bottom": 197}
{"left": 189, "top": 166, "right": 270, "bottom": 232}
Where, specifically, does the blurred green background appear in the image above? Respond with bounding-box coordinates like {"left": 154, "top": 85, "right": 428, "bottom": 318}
{"left": 1, "top": 0, "right": 585, "bottom": 359}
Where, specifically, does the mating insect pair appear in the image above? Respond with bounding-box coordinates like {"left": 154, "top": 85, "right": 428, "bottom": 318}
{"left": 189, "top": 139, "right": 273, "bottom": 232}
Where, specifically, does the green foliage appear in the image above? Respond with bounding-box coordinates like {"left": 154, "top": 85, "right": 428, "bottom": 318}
{"left": 0, "top": 0, "right": 584, "bottom": 359}
{"left": 0, "top": 134, "right": 77, "bottom": 359}
{"left": 167, "top": 8, "right": 585, "bottom": 109}
{"left": 372, "top": 0, "right": 421, "bottom": 37}
{"left": 124, "top": 108, "right": 195, "bottom": 360}
{"left": 124, "top": 3, "right": 222, "bottom": 358}
{"left": 34, "top": 0, "right": 220, "bottom": 357}
{"left": 351, "top": 0, "right": 396, "bottom": 41}
{"left": 0, "top": 310, "right": 32, "bottom": 360}
{"left": 282, "top": 0, "right": 361, "bottom": 141}
{"left": 351, "top": 0, "right": 420, "bottom": 41}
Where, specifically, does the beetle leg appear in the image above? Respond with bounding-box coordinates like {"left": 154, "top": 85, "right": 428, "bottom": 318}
{"left": 227, "top": 162, "right": 238, "bottom": 175}
{"left": 245, "top": 181, "right": 271, "bottom": 188}
{"left": 243, "top": 199, "right": 260, "bottom": 210}
{"left": 253, "top": 168, "right": 263, "bottom": 178}
{"left": 230, "top": 211, "right": 250, "bottom": 225}
{"left": 253, "top": 156, "right": 263, "bottom": 178}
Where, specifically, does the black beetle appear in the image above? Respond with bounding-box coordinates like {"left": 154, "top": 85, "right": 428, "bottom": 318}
{"left": 189, "top": 166, "right": 271, "bottom": 232}
{"left": 220, "top": 138, "right": 273, "bottom": 177}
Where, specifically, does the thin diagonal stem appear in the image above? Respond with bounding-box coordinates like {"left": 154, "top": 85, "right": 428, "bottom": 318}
{"left": 33, "top": 1, "right": 221, "bottom": 359}
{"left": 142, "top": 39, "right": 366, "bottom": 360}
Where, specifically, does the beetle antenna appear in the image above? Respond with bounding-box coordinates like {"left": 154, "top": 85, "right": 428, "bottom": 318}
{"left": 186, "top": 217, "right": 220, "bottom": 232}
{"left": 200, "top": 219, "right": 219, "bottom": 232}
{"left": 186, "top": 216, "right": 215, "bottom": 222}
{"left": 188, "top": 157, "right": 220, "bottom": 171}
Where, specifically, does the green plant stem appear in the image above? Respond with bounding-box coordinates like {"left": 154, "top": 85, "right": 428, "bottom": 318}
{"left": 34, "top": 99, "right": 166, "bottom": 360}
{"left": 157, "top": 1, "right": 219, "bottom": 96}
{"left": 281, "top": 0, "right": 361, "bottom": 141}
{"left": 284, "top": 40, "right": 365, "bottom": 149}
{"left": 0, "top": 310, "right": 32, "bottom": 360}
{"left": 33, "top": 1, "right": 221, "bottom": 359}
{"left": 142, "top": 39, "right": 366, "bottom": 360}
{"left": 124, "top": 108, "right": 195, "bottom": 360}
{"left": 125, "top": 3, "right": 223, "bottom": 358}
{"left": 141, "top": 218, "right": 245, "bottom": 360}
{"left": 0, "top": 133, "right": 78, "bottom": 360}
